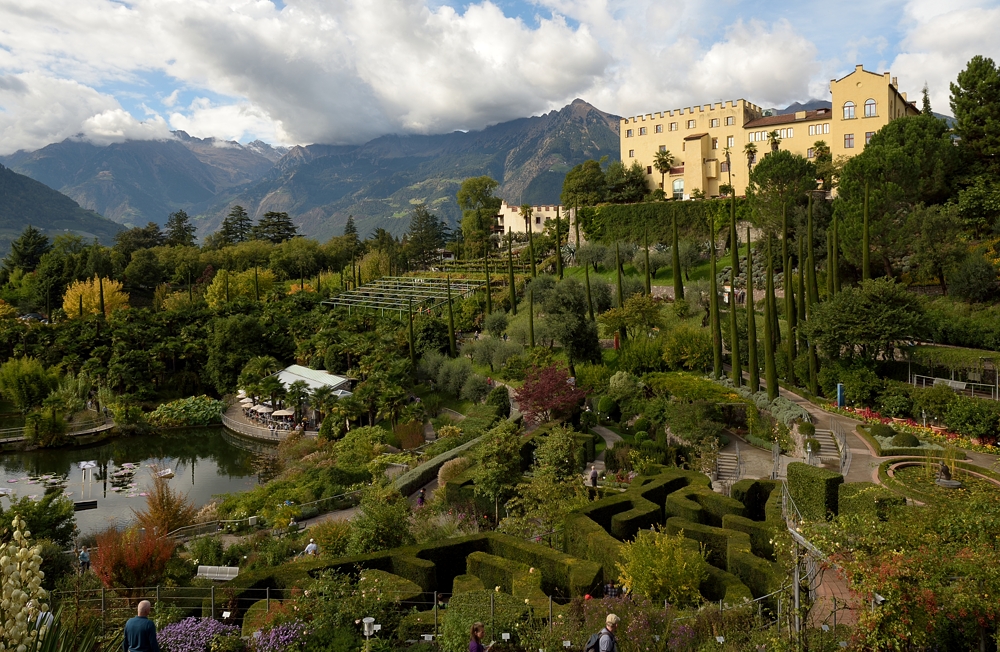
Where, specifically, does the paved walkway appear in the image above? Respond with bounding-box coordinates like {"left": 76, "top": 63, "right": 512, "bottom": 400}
{"left": 588, "top": 424, "right": 623, "bottom": 476}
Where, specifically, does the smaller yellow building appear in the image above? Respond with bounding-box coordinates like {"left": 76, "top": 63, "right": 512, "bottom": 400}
{"left": 496, "top": 200, "right": 565, "bottom": 234}
{"left": 620, "top": 65, "right": 921, "bottom": 198}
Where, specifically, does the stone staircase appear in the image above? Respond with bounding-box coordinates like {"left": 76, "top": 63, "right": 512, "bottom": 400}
{"left": 810, "top": 429, "right": 838, "bottom": 460}
{"left": 716, "top": 452, "right": 740, "bottom": 483}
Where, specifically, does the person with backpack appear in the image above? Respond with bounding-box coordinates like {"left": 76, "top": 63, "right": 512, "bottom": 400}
{"left": 584, "top": 614, "right": 619, "bottom": 652}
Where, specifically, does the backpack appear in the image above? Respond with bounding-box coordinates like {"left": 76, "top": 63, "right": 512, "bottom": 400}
{"left": 584, "top": 630, "right": 615, "bottom": 652}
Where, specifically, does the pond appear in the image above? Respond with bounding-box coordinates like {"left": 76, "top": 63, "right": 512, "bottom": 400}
{"left": 0, "top": 427, "right": 268, "bottom": 537}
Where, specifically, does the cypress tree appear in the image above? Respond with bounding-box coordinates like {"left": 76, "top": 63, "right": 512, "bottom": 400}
{"left": 746, "top": 226, "right": 759, "bottom": 393}
{"left": 615, "top": 243, "right": 626, "bottom": 344}
{"left": 189, "top": 270, "right": 193, "bottom": 304}
{"left": 783, "top": 203, "right": 795, "bottom": 385}
{"left": 446, "top": 276, "right": 456, "bottom": 357}
{"left": 709, "top": 222, "right": 722, "bottom": 379}
{"left": 528, "top": 289, "right": 535, "bottom": 348}
{"left": 555, "top": 207, "right": 563, "bottom": 280}
{"left": 862, "top": 181, "right": 870, "bottom": 282}
{"left": 763, "top": 236, "right": 778, "bottom": 401}
{"left": 507, "top": 229, "right": 517, "bottom": 316}
{"left": 827, "top": 230, "right": 835, "bottom": 297}
{"left": 804, "top": 211, "right": 820, "bottom": 396}
{"left": 807, "top": 195, "right": 819, "bottom": 306}
{"left": 484, "top": 248, "right": 492, "bottom": 315}
{"left": 408, "top": 299, "right": 416, "bottom": 368}
{"left": 672, "top": 211, "right": 684, "bottom": 301}
{"left": 78, "top": 293, "right": 83, "bottom": 319}
{"left": 729, "top": 196, "right": 741, "bottom": 387}
{"left": 832, "top": 211, "right": 841, "bottom": 294}
{"left": 796, "top": 238, "right": 806, "bottom": 345}
{"left": 98, "top": 276, "right": 105, "bottom": 317}
{"left": 528, "top": 217, "right": 537, "bottom": 279}
{"left": 584, "top": 263, "right": 594, "bottom": 321}
{"left": 574, "top": 200, "right": 581, "bottom": 247}
{"left": 254, "top": 267, "right": 259, "bottom": 302}
{"left": 643, "top": 225, "right": 651, "bottom": 295}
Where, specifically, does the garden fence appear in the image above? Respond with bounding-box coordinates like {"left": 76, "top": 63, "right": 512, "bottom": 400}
{"left": 50, "top": 580, "right": 838, "bottom": 652}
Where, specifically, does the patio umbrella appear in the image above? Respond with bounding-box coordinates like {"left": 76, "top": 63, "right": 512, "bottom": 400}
{"left": 239, "top": 397, "right": 254, "bottom": 405}
{"left": 272, "top": 409, "right": 295, "bottom": 416}
{"left": 237, "top": 390, "right": 247, "bottom": 398}
{"left": 253, "top": 405, "right": 274, "bottom": 414}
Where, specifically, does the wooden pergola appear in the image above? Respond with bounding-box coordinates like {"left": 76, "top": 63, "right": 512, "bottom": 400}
{"left": 322, "top": 277, "right": 485, "bottom": 318}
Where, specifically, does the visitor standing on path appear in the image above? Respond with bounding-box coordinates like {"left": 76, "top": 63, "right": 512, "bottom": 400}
{"left": 123, "top": 600, "right": 160, "bottom": 652}
{"left": 589, "top": 465, "right": 599, "bottom": 488}
{"left": 78, "top": 546, "right": 90, "bottom": 573}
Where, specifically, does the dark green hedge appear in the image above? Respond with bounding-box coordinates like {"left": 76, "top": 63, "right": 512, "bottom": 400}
{"left": 663, "top": 485, "right": 746, "bottom": 527}
{"left": 582, "top": 198, "right": 750, "bottom": 244}
{"left": 452, "top": 574, "right": 485, "bottom": 594}
{"left": 573, "top": 432, "right": 597, "bottom": 469}
{"left": 487, "top": 533, "right": 602, "bottom": 597}
{"left": 730, "top": 479, "right": 778, "bottom": 522}
{"left": 722, "top": 514, "right": 777, "bottom": 561}
{"left": 837, "top": 482, "right": 905, "bottom": 520}
{"left": 700, "top": 565, "right": 754, "bottom": 605}
{"left": 663, "top": 517, "right": 745, "bottom": 569}
{"left": 764, "top": 487, "right": 784, "bottom": 524}
{"left": 787, "top": 463, "right": 843, "bottom": 521}
{"left": 467, "top": 552, "right": 531, "bottom": 594}
{"left": 395, "top": 435, "right": 482, "bottom": 497}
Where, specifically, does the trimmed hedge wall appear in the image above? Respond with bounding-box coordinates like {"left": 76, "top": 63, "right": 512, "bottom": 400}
{"left": 722, "top": 514, "right": 776, "bottom": 561}
{"left": 573, "top": 432, "right": 597, "bottom": 469}
{"left": 700, "top": 565, "right": 754, "bottom": 604}
{"left": 856, "top": 425, "right": 966, "bottom": 459}
{"left": 452, "top": 574, "right": 485, "bottom": 594}
{"left": 663, "top": 517, "right": 745, "bottom": 568}
{"left": 730, "top": 479, "right": 778, "bottom": 522}
{"left": 838, "top": 482, "right": 905, "bottom": 520}
{"left": 395, "top": 435, "right": 483, "bottom": 497}
{"left": 467, "top": 552, "right": 532, "bottom": 595}
{"left": 787, "top": 462, "right": 843, "bottom": 521}
{"left": 663, "top": 485, "right": 746, "bottom": 527}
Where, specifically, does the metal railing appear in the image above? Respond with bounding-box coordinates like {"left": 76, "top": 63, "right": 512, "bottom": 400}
{"left": 221, "top": 410, "right": 318, "bottom": 441}
{"left": 832, "top": 421, "right": 851, "bottom": 476}
{"left": 913, "top": 374, "right": 998, "bottom": 401}
{"left": 735, "top": 440, "right": 744, "bottom": 481}
{"left": 0, "top": 413, "right": 112, "bottom": 442}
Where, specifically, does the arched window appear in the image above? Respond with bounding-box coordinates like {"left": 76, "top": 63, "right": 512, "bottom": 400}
{"left": 672, "top": 179, "right": 684, "bottom": 200}
{"left": 864, "top": 98, "right": 876, "bottom": 117}
{"left": 843, "top": 101, "right": 855, "bottom": 119}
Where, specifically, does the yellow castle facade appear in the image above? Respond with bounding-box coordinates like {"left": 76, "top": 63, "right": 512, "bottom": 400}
{"left": 620, "top": 65, "right": 921, "bottom": 199}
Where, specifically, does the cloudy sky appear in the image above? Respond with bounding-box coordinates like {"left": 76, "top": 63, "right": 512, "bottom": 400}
{"left": 0, "top": 0, "right": 997, "bottom": 154}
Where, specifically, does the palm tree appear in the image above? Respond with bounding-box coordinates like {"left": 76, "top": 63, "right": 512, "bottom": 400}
{"left": 238, "top": 355, "right": 282, "bottom": 388}
{"left": 286, "top": 380, "right": 310, "bottom": 421}
{"left": 653, "top": 150, "right": 675, "bottom": 193}
{"left": 744, "top": 142, "right": 757, "bottom": 176}
{"left": 311, "top": 385, "right": 335, "bottom": 424}
{"left": 767, "top": 130, "right": 781, "bottom": 153}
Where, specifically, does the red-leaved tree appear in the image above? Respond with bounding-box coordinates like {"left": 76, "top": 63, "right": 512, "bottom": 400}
{"left": 92, "top": 527, "right": 175, "bottom": 596}
{"left": 514, "top": 364, "right": 588, "bottom": 424}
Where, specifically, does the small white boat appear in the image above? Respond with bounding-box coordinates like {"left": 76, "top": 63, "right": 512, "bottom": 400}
{"left": 154, "top": 469, "right": 174, "bottom": 479}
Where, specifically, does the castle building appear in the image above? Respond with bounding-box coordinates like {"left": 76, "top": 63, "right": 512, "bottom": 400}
{"left": 620, "top": 65, "right": 921, "bottom": 199}
{"left": 495, "top": 200, "right": 565, "bottom": 234}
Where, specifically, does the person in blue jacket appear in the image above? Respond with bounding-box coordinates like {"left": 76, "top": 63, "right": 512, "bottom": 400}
{"left": 123, "top": 600, "right": 159, "bottom": 652}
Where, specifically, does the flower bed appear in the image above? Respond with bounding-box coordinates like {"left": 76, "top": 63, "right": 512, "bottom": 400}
{"left": 820, "top": 403, "right": 1000, "bottom": 455}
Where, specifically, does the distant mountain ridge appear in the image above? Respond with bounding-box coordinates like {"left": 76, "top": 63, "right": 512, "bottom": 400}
{"left": 0, "top": 132, "right": 287, "bottom": 228}
{"left": 0, "top": 164, "right": 122, "bottom": 252}
{"left": 199, "top": 99, "right": 621, "bottom": 240}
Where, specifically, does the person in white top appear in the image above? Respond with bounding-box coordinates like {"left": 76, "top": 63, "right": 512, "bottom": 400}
{"left": 304, "top": 539, "right": 318, "bottom": 555}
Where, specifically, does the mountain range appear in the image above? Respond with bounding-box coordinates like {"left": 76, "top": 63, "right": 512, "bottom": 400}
{"left": 1, "top": 99, "right": 621, "bottom": 240}
{"left": 0, "top": 164, "right": 122, "bottom": 251}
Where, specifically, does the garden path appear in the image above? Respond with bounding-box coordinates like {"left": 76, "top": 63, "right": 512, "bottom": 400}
{"left": 586, "top": 425, "right": 622, "bottom": 478}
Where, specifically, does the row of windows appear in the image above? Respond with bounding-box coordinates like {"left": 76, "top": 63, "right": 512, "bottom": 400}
{"left": 624, "top": 115, "right": 737, "bottom": 137}
{"left": 842, "top": 132, "right": 877, "bottom": 149}
{"left": 748, "top": 128, "right": 794, "bottom": 142}
{"left": 808, "top": 124, "right": 831, "bottom": 136}
{"left": 843, "top": 99, "right": 878, "bottom": 119}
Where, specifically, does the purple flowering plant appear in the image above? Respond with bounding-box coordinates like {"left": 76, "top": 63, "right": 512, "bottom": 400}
{"left": 159, "top": 617, "right": 241, "bottom": 652}
{"left": 251, "top": 620, "right": 307, "bottom": 652}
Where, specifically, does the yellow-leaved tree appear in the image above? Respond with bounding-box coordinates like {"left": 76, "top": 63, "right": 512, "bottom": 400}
{"left": 0, "top": 516, "right": 50, "bottom": 649}
{"left": 62, "top": 276, "right": 129, "bottom": 318}
{"left": 615, "top": 526, "right": 708, "bottom": 607}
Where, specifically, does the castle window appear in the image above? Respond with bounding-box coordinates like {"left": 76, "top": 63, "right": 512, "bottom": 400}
{"left": 787, "top": 128, "right": 793, "bottom": 138}
{"left": 639, "top": 127, "right": 647, "bottom": 135}
{"left": 807, "top": 148, "right": 814, "bottom": 158}
{"left": 864, "top": 99, "right": 876, "bottom": 117}
{"left": 844, "top": 133, "right": 855, "bottom": 148}
{"left": 628, "top": 149, "right": 635, "bottom": 157}
{"left": 672, "top": 179, "right": 684, "bottom": 200}
{"left": 823, "top": 123, "right": 830, "bottom": 134}
{"left": 647, "top": 166, "right": 653, "bottom": 174}
{"left": 655, "top": 124, "right": 663, "bottom": 133}
{"left": 726, "top": 116, "right": 735, "bottom": 126}
{"left": 727, "top": 136, "right": 734, "bottom": 148}
{"left": 687, "top": 119, "right": 696, "bottom": 128}
{"left": 659, "top": 145, "right": 666, "bottom": 152}
{"left": 669, "top": 122, "right": 678, "bottom": 131}
{"left": 536, "top": 217, "right": 541, "bottom": 224}
{"left": 865, "top": 131, "right": 875, "bottom": 145}
{"left": 843, "top": 102, "right": 855, "bottom": 119}
{"left": 626, "top": 129, "right": 633, "bottom": 137}
{"left": 711, "top": 138, "right": 719, "bottom": 149}
{"left": 711, "top": 118, "right": 720, "bottom": 128}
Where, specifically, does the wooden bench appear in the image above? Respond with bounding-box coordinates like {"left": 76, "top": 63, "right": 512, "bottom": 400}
{"left": 196, "top": 565, "right": 239, "bottom": 581}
